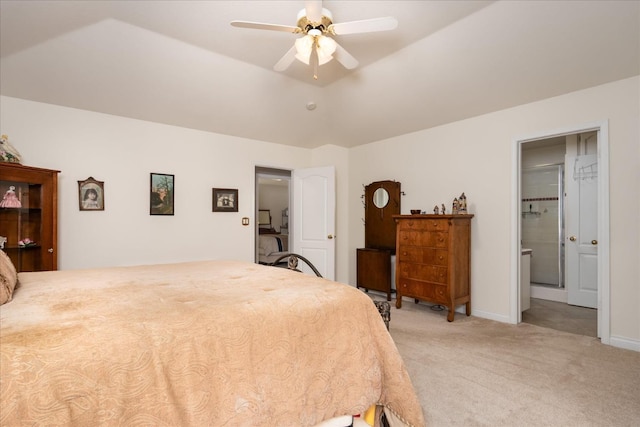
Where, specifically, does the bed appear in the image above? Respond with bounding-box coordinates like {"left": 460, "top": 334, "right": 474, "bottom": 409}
{"left": 0, "top": 255, "right": 424, "bottom": 427}
{"left": 258, "top": 233, "right": 289, "bottom": 265}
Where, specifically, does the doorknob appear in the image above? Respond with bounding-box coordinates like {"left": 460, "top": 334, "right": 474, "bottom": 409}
{"left": 327, "top": 235, "right": 334, "bottom": 239}
{"left": 591, "top": 240, "right": 598, "bottom": 245}
{"left": 569, "top": 236, "right": 576, "bottom": 241}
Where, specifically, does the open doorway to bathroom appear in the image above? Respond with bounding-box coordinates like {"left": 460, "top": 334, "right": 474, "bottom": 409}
{"left": 516, "top": 125, "right": 609, "bottom": 341}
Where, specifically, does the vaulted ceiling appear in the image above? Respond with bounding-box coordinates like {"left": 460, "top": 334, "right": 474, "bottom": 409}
{"left": 1, "top": 1, "right": 638, "bottom": 149}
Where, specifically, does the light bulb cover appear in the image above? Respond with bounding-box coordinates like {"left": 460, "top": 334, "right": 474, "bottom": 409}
{"left": 316, "top": 35, "right": 337, "bottom": 65}
{"left": 294, "top": 35, "right": 313, "bottom": 64}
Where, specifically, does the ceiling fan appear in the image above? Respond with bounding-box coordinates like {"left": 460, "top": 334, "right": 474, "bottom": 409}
{"left": 230, "top": 0, "right": 398, "bottom": 79}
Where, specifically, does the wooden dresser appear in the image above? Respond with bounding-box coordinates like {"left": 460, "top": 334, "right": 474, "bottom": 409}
{"left": 393, "top": 214, "right": 473, "bottom": 322}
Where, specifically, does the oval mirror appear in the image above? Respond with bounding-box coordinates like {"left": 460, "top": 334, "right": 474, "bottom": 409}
{"left": 373, "top": 188, "right": 389, "bottom": 209}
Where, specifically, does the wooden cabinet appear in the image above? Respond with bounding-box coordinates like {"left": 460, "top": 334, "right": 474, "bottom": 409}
{"left": 364, "top": 181, "right": 401, "bottom": 252}
{"left": 357, "top": 180, "right": 401, "bottom": 300}
{"left": 0, "top": 163, "right": 59, "bottom": 272}
{"left": 394, "top": 214, "right": 473, "bottom": 322}
{"left": 357, "top": 248, "right": 392, "bottom": 301}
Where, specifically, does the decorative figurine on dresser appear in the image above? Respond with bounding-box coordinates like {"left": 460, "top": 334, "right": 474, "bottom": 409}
{"left": 357, "top": 180, "right": 402, "bottom": 301}
{"left": 393, "top": 212, "right": 474, "bottom": 321}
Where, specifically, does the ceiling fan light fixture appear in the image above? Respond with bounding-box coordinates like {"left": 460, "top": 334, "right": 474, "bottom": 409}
{"left": 294, "top": 35, "right": 314, "bottom": 64}
{"left": 316, "top": 35, "right": 337, "bottom": 65}
{"left": 231, "top": 2, "right": 398, "bottom": 77}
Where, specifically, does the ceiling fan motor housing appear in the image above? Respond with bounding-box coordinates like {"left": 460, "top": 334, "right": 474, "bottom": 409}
{"left": 297, "top": 8, "right": 333, "bottom": 34}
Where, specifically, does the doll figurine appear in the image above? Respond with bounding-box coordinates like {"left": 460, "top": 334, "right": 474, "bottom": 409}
{"left": 459, "top": 192, "right": 467, "bottom": 214}
{"left": 452, "top": 197, "right": 459, "bottom": 214}
{"left": 441, "top": 204, "right": 446, "bottom": 214}
{"left": 433, "top": 205, "right": 439, "bottom": 214}
{"left": 0, "top": 186, "right": 22, "bottom": 208}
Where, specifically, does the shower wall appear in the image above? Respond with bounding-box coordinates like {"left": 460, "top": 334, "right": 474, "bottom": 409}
{"left": 521, "top": 140, "right": 566, "bottom": 288}
{"left": 522, "top": 166, "right": 563, "bottom": 286}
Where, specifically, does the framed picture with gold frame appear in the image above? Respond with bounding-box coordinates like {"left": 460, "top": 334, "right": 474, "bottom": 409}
{"left": 78, "top": 177, "right": 104, "bottom": 211}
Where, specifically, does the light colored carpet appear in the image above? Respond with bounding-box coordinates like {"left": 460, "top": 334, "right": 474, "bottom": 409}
{"left": 378, "top": 298, "right": 640, "bottom": 427}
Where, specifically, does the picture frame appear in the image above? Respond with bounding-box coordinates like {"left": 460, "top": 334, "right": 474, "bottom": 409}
{"left": 150, "top": 173, "right": 175, "bottom": 215}
{"left": 78, "top": 177, "right": 104, "bottom": 211}
{"left": 212, "top": 188, "right": 238, "bottom": 212}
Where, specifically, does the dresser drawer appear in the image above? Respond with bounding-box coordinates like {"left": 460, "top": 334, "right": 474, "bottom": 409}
{"left": 396, "top": 247, "right": 448, "bottom": 266}
{"left": 397, "top": 218, "right": 449, "bottom": 232}
{"left": 398, "top": 231, "right": 448, "bottom": 248}
{"left": 399, "top": 263, "right": 448, "bottom": 284}
{"left": 397, "top": 278, "right": 448, "bottom": 303}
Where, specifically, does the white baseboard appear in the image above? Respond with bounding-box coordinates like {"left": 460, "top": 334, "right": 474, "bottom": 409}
{"left": 530, "top": 284, "right": 568, "bottom": 303}
{"left": 609, "top": 335, "right": 640, "bottom": 352}
{"left": 469, "top": 309, "right": 512, "bottom": 324}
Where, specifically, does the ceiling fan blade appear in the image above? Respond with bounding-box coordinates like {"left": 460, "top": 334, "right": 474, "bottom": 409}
{"left": 334, "top": 43, "right": 359, "bottom": 69}
{"left": 329, "top": 17, "right": 398, "bottom": 35}
{"left": 231, "top": 20, "right": 300, "bottom": 34}
{"left": 304, "top": 1, "right": 323, "bottom": 23}
{"left": 274, "top": 45, "right": 298, "bottom": 71}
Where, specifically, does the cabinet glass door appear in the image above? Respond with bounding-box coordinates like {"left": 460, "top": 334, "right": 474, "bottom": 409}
{"left": 0, "top": 180, "right": 44, "bottom": 272}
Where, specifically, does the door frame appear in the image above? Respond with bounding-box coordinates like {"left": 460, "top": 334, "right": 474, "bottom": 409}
{"left": 510, "top": 120, "right": 610, "bottom": 344}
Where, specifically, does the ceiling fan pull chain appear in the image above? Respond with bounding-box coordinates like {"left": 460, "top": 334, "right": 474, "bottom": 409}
{"left": 313, "top": 46, "right": 319, "bottom": 80}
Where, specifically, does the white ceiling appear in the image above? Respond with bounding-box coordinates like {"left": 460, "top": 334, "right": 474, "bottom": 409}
{"left": 1, "top": 0, "right": 638, "bottom": 149}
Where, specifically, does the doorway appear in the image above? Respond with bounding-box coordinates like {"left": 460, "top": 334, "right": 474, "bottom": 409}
{"left": 255, "top": 167, "right": 291, "bottom": 264}
{"left": 254, "top": 166, "right": 337, "bottom": 279}
{"left": 512, "top": 121, "right": 610, "bottom": 343}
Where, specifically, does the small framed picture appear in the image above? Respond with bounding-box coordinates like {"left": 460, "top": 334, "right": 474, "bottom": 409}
{"left": 150, "top": 173, "right": 175, "bottom": 215}
{"left": 212, "top": 188, "right": 238, "bottom": 212}
{"left": 78, "top": 177, "right": 104, "bottom": 211}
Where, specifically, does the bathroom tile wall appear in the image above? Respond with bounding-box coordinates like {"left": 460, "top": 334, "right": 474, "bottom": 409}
{"left": 522, "top": 166, "right": 562, "bottom": 285}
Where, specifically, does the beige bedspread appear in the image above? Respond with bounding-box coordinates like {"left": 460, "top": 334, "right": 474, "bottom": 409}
{"left": 0, "top": 260, "right": 424, "bottom": 426}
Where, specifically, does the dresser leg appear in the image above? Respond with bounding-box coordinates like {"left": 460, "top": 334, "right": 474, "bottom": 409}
{"left": 465, "top": 301, "right": 471, "bottom": 316}
{"left": 396, "top": 298, "right": 402, "bottom": 309}
{"left": 447, "top": 308, "right": 455, "bottom": 322}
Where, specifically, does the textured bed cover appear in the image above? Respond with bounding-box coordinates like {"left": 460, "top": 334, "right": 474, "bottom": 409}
{"left": 0, "top": 260, "right": 424, "bottom": 426}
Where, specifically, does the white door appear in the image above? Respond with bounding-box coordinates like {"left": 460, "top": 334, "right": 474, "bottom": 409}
{"left": 292, "top": 166, "right": 336, "bottom": 280}
{"left": 565, "top": 153, "right": 598, "bottom": 308}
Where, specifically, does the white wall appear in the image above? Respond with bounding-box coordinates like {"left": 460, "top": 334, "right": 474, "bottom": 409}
{"left": 348, "top": 76, "right": 640, "bottom": 346}
{"left": 0, "top": 96, "right": 311, "bottom": 269}
{"left": 2, "top": 76, "right": 638, "bottom": 347}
